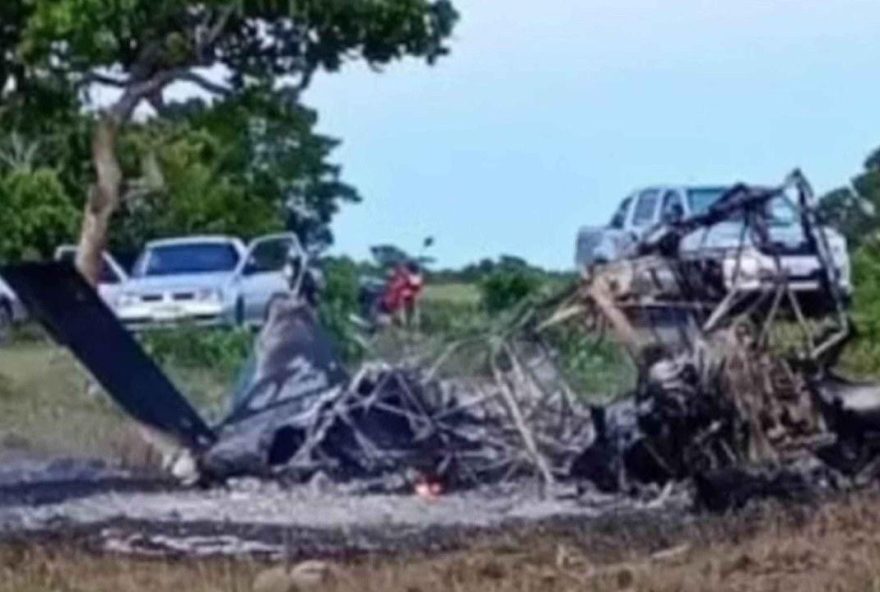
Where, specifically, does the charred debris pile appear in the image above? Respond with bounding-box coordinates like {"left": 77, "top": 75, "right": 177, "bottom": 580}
{"left": 5, "top": 170, "right": 880, "bottom": 510}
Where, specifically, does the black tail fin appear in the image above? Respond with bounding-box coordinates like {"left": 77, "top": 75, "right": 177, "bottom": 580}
{"left": 1, "top": 263, "right": 215, "bottom": 451}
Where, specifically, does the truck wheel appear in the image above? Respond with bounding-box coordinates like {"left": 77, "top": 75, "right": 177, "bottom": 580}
{"left": 0, "top": 301, "right": 12, "bottom": 346}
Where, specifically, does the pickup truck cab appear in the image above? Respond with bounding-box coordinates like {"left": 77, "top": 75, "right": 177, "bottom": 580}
{"left": 576, "top": 185, "right": 852, "bottom": 294}
{"left": 115, "top": 233, "right": 302, "bottom": 329}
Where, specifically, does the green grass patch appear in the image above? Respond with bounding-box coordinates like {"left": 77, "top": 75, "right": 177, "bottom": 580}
{"left": 422, "top": 282, "right": 481, "bottom": 305}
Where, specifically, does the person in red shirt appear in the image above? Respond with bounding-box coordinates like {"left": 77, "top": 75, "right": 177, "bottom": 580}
{"left": 382, "top": 261, "right": 424, "bottom": 327}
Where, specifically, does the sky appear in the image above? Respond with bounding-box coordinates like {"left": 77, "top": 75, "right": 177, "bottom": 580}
{"left": 304, "top": 0, "right": 880, "bottom": 270}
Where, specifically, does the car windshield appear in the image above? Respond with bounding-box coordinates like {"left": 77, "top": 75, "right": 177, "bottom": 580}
{"left": 135, "top": 243, "right": 240, "bottom": 277}
{"left": 686, "top": 188, "right": 729, "bottom": 215}
{"left": 687, "top": 187, "right": 798, "bottom": 227}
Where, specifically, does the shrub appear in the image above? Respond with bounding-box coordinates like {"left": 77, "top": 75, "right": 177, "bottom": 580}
{"left": 480, "top": 269, "right": 541, "bottom": 314}
{"left": 140, "top": 327, "right": 253, "bottom": 377}
{"left": 317, "top": 257, "right": 364, "bottom": 363}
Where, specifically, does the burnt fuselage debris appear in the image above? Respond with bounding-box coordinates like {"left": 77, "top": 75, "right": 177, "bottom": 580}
{"left": 1, "top": 262, "right": 591, "bottom": 492}
{"left": 4, "top": 170, "right": 880, "bottom": 509}
{"left": 554, "top": 170, "right": 880, "bottom": 502}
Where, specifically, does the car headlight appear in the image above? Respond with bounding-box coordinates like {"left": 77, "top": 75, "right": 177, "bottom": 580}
{"left": 116, "top": 292, "right": 139, "bottom": 308}
{"left": 196, "top": 288, "right": 224, "bottom": 302}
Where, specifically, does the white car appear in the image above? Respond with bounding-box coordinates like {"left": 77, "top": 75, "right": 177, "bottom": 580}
{"left": 54, "top": 245, "right": 129, "bottom": 305}
{"left": 576, "top": 185, "right": 852, "bottom": 295}
{"left": 114, "top": 233, "right": 301, "bottom": 329}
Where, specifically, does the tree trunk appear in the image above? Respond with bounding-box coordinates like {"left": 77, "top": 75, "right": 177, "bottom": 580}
{"left": 76, "top": 115, "right": 123, "bottom": 285}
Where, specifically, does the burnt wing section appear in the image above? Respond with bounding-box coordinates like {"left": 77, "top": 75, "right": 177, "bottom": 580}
{"left": 0, "top": 263, "right": 215, "bottom": 451}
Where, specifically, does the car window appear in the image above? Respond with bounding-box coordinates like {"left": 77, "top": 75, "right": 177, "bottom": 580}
{"left": 632, "top": 190, "right": 660, "bottom": 227}
{"left": 135, "top": 243, "right": 240, "bottom": 277}
{"left": 686, "top": 187, "right": 728, "bottom": 215}
{"left": 661, "top": 190, "right": 685, "bottom": 223}
{"left": 609, "top": 197, "right": 632, "bottom": 229}
{"left": 57, "top": 250, "right": 122, "bottom": 284}
{"left": 246, "top": 238, "right": 295, "bottom": 274}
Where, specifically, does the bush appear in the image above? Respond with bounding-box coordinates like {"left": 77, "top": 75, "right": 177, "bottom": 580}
{"left": 419, "top": 299, "right": 486, "bottom": 337}
{"left": 0, "top": 168, "right": 78, "bottom": 261}
{"left": 317, "top": 257, "right": 364, "bottom": 362}
{"left": 140, "top": 327, "right": 253, "bottom": 377}
{"left": 480, "top": 269, "right": 541, "bottom": 314}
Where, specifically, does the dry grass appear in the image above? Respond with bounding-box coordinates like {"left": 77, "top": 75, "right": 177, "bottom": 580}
{"left": 0, "top": 340, "right": 226, "bottom": 463}
{"left": 5, "top": 494, "right": 880, "bottom": 591}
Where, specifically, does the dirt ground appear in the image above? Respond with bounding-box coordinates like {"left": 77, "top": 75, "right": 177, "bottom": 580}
{"left": 3, "top": 492, "right": 880, "bottom": 592}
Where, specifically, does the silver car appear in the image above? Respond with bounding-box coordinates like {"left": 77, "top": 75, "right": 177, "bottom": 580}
{"left": 114, "top": 233, "right": 302, "bottom": 328}
{"left": 576, "top": 185, "right": 851, "bottom": 294}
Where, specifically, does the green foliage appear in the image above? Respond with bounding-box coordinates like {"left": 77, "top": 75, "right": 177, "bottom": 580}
{"left": 0, "top": 169, "right": 78, "bottom": 261}
{"left": 819, "top": 150, "right": 880, "bottom": 249}
{"left": 420, "top": 299, "right": 485, "bottom": 337}
{"left": 75, "top": 87, "right": 359, "bottom": 254}
{"left": 542, "top": 324, "right": 636, "bottom": 400}
{"left": 317, "top": 257, "right": 364, "bottom": 362}
{"left": 23, "top": 1, "right": 458, "bottom": 85}
{"left": 139, "top": 327, "right": 253, "bottom": 379}
{"left": 5, "top": 0, "right": 458, "bottom": 263}
{"left": 480, "top": 269, "right": 542, "bottom": 314}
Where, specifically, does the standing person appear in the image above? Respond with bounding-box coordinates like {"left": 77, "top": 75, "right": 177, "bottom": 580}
{"left": 382, "top": 260, "right": 424, "bottom": 328}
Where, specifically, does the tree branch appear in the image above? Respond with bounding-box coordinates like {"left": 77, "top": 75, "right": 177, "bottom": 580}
{"left": 178, "top": 70, "right": 232, "bottom": 97}
{"left": 291, "top": 63, "right": 318, "bottom": 95}
{"left": 197, "top": 4, "right": 237, "bottom": 61}
{"left": 81, "top": 71, "right": 130, "bottom": 88}
{"left": 109, "top": 69, "right": 180, "bottom": 121}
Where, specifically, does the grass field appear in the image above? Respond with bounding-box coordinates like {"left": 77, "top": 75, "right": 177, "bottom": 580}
{"left": 0, "top": 338, "right": 228, "bottom": 463}
{"left": 422, "top": 282, "right": 481, "bottom": 305}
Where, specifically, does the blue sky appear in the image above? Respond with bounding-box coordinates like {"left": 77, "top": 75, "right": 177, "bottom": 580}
{"left": 304, "top": 0, "right": 880, "bottom": 270}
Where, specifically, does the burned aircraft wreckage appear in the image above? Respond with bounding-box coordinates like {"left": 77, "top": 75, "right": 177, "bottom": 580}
{"left": 4, "top": 170, "right": 880, "bottom": 503}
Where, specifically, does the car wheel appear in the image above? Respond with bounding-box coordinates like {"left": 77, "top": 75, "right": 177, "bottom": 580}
{"left": 0, "top": 301, "right": 13, "bottom": 346}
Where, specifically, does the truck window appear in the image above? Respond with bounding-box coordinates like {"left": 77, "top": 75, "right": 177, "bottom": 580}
{"left": 609, "top": 197, "right": 632, "bottom": 229}
{"left": 632, "top": 190, "right": 660, "bottom": 227}
{"left": 661, "top": 190, "right": 685, "bottom": 223}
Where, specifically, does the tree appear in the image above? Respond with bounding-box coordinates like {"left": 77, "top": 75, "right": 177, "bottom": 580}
{"left": 108, "top": 88, "right": 359, "bottom": 254}
{"left": 0, "top": 169, "right": 78, "bottom": 261}
{"left": 819, "top": 150, "right": 880, "bottom": 249}
{"left": 17, "top": 0, "right": 458, "bottom": 283}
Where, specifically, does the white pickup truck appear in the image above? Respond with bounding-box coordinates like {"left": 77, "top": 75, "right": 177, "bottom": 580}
{"left": 576, "top": 185, "right": 852, "bottom": 294}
